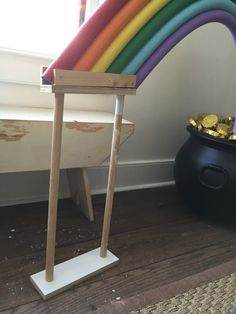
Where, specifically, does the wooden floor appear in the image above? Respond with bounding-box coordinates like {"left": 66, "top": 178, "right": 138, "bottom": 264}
{"left": 1, "top": 186, "right": 236, "bottom": 313}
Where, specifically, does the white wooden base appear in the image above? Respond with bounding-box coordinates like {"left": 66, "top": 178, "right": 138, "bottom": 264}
{"left": 30, "top": 248, "right": 119, "bottom": 299}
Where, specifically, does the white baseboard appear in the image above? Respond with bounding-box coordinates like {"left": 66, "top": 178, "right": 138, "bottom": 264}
{"left": 88, "top": 159, "right": 175, "bottom": 195}
{"left": 0, "top": 159, "right": 175, "bottom": 207}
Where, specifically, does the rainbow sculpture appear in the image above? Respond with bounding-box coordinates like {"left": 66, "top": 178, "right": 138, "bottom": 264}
{"left": 43, "top": 0, "right": 236, "bottom": 87}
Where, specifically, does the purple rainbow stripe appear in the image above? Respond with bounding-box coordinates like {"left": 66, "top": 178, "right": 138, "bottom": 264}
{"left": 136, "top": 10, "right": 236, "bottom": 87}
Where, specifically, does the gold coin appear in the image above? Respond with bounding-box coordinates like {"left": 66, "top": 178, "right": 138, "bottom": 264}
{"left": 228, "top": 122, "right": 234, "bottom": 130}
{"left": 202, "top": 114, "right": 218, "bottom": 128}
{"left": 197, "top": 113, "right": 208, "bottom": 122}
{"left": 203, "top": 129, "right": 219, "bottom": 137}
{"left": 188, "top": 117, "right": 197, "bottom": 128}
{"left": 228, "top": 116, "right": 235, "bottom": 122}
{"left": 216, "top": 123, "right": 230, "bottom": 137}
{"left": 218, "top": 116, "right": 227, "bottom": 124}
{"left": 197, "top": 122, "right": 202, "bottom": 131}
{"left": 229, "top": 135, "right": 236, "bottom": 141}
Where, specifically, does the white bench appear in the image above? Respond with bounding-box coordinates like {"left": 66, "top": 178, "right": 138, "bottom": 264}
{"left": 0, "top": 106, "right": 134, "bottom": 220}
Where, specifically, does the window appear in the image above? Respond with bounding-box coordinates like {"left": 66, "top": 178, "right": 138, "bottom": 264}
{"left": 0, "top": 0, "right": 101, "bottom": 56}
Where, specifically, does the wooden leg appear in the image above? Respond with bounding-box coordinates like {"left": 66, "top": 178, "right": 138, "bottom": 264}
{"left": 45, "top": 93, "right": 64, "bottom": 282}
{"left": 100, "top": 95, "right": 124, "bottom": 257}
{"left": 67, "top": 168, "right": 94, "bottom": 222}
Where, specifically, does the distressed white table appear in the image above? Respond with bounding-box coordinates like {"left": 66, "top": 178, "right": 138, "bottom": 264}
{"left": 0, "top": 106, "right": 134, "bottom": 220}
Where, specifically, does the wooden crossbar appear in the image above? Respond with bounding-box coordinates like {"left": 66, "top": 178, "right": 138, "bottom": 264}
{"left": 54, "top": 69, "right": 136, "bottom": 88}
{"left": 41, "top": 85, "right": 136, "bottom": 95}
{"left": 41, "top": 69, "right": 136, "bottom": 95}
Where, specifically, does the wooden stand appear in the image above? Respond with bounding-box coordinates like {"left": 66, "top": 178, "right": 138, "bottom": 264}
{"left": 31, "top": 70, "right": 136, "bottom": 299}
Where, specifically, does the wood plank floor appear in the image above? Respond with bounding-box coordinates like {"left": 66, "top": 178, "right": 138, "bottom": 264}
{"left": 1, "top": 186, "right": 236, "bottom": 313}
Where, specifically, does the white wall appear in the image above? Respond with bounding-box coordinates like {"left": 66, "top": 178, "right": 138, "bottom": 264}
{"left": 0, "top": 23, "right": 236, "bottom": 205}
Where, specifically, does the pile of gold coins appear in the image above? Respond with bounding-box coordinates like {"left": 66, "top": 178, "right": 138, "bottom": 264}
{"left": 188, "top": 113, "right": 236, "bottom": 140}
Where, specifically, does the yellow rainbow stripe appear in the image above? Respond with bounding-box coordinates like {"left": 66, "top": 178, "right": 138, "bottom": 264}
{"left": 91, "top": 0, "right": 171, "bottom": 72}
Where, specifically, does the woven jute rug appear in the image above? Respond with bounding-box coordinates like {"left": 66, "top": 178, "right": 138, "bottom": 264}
{"left": 130, "top": 272, "right": 236, "bottom": 314}
{"left": 91, "top": 259, "right": 236, "bottom": 314}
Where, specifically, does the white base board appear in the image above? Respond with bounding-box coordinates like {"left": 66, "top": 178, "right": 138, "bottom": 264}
{"left": 30, "top": 248, "right": 119, "bottom": 299}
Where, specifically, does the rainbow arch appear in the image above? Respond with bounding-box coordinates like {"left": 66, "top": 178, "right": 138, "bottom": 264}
{"left": 43, "top": 0, "right": 236, "bottom": 87}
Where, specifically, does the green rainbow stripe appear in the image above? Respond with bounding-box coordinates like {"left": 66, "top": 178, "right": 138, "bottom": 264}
{"left": 107, "top": 0, "right": 197, "bottom": 74}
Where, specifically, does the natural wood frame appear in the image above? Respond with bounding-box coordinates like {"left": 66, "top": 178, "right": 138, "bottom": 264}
{"left": 41, "top": 69, "right": 136, "bottom": 95}
{"left": 40, "top": 69, "right": 136, "bottom": 283}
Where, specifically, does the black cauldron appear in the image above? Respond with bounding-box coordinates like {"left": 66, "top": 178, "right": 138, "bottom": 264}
{"left": 174, "top": 125, "right": 236, "bottom": 224}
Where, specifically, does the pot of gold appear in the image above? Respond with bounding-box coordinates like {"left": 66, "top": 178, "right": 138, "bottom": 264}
{"left": 174, "top": 113, "right": 236, "bottom": 224}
